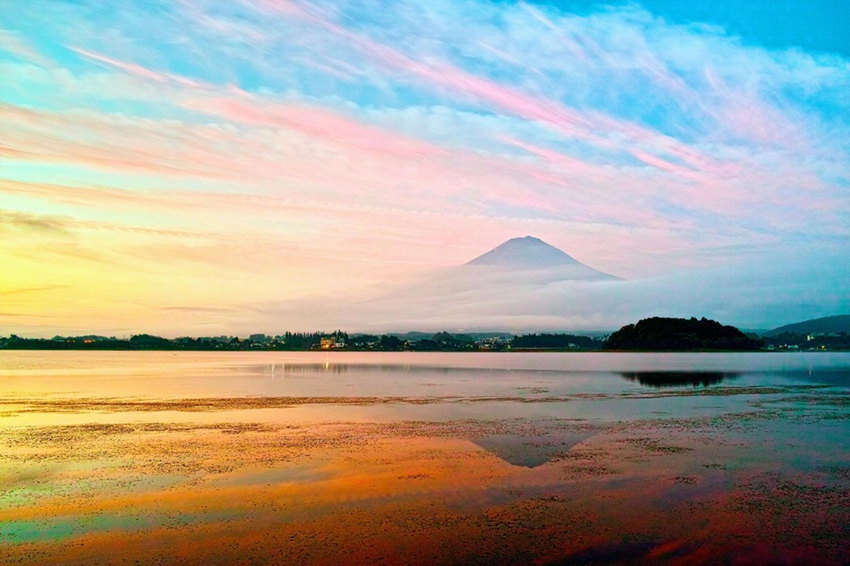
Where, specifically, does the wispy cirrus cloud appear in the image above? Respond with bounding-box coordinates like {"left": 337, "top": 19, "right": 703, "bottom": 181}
{"left": 0, "top": 29, "right": 53, "bottom": 67}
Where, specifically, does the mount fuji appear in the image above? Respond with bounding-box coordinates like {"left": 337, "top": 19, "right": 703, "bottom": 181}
{"left": 342, "top": 236, "right": 625, "bottom": 331}
{"left": 461, "top": 236, "right": 620, "bottom": 281}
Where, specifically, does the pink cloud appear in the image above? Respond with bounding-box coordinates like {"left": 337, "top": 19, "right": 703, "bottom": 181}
{"left": 251, "top": 0, "right": 738, "bottom": 181}
{"left": 628, "top": 148, "right": 685, "bottom": 174}
{"left": 499, "top": 135, "right": 604, "bottom": 177}
{"left": 187, "top": 91, "right": 448, "bottom": 159}
{"left": 71, "top": 47, "right": 208, "bottom": 89}
{"left": 1, "top": 102, "right": 289, "bottom": 180}
{"left": 703, "top": 68, "right": 808, "bottom": 149}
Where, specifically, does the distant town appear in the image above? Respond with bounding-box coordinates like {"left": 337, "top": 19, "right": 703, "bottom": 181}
{"left": 2, "top": 316, "right": 849, "bottom": 352}
{"left": 0, "top": 331, "right": 602, "bottom": 352}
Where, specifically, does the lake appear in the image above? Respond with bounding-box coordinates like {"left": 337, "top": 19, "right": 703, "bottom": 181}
{"left": 1, "top": 351, "right": 848, "bottom": 564}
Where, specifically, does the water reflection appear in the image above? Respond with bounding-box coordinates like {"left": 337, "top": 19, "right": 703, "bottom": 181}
{"left": 621, "top": 371, "right": 739, "bottom": 388}
{"left": 238, "top": 363, "right": 470, "bottom": 376}
{"left": 472, "top": 433, "right": 591, "bottom": 468}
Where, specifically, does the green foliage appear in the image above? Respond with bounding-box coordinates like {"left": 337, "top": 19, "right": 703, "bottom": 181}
{"left": 129, "top": 334, "right": 172, "bottom": 348}
{"left": 510, "top": 333, "right": 601, "bottom": 350}
{"left": 378, "top": 335, "right": 403, "bottom": 351}
{"left": 277, "top": 332, "right": 323, "bottom": 350}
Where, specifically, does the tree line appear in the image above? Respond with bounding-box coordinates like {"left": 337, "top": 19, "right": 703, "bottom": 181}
{"left": 9, "top": 317, "right": 841, "bottom": 352}
{"left": 0, "top": 331, "right": 604, "bottom": 351}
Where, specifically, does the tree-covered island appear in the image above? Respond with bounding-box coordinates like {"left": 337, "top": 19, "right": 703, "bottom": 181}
{"left": 603, "top": 317, "right": 763, "bottom": 351}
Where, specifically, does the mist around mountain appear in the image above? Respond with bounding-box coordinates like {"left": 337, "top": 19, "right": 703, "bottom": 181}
{"left": 335, "top": 236, "right": 626, "bottom": 331}
{"left": 390, "top": 236, "right": 621, "bottom": 300}
{"left": 206, "top": 237, "right": 849, "bottom": 336}
{"left": 764, "top": 314, "right": 850, "bottom": 337}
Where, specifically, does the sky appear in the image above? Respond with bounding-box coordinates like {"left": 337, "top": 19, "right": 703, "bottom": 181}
{"left": 1, "top": 0, "right": 848, "bottom": 336}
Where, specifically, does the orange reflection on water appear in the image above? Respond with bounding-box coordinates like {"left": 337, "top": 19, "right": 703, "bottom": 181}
{"left": 2, "top": 351, "right": 848, "bottom": 564}
{"left": 2, "top": 417, "right": 847, "bottom": 565}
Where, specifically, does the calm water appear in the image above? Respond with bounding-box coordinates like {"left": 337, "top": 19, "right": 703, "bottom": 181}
{"left": 1, "top": 351, "right": 848, "bottom": 564}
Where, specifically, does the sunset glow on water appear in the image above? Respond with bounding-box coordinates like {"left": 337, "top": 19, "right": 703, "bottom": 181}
{"left": 1, "top": 352, "right": 848, "bottom": 564}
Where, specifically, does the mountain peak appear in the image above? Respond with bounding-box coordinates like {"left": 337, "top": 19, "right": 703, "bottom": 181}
{"left": 463, "top": 236, "right": 621, "bottom": 281}
{"left": 465, "top": 236, "right": 581, "bottom": 268}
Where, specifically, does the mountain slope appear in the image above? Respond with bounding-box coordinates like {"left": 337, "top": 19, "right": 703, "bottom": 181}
{"left": 467, "top": 236, "right": 581, "bottom": 268}
{"left": 764, "top": 314, "right": 850, "bottom": 337}
{"left": 461, "top": 236, "right": 621, "bottom": 281}
{"left": 346, "top": 236, "right": 625, "bottom": 331}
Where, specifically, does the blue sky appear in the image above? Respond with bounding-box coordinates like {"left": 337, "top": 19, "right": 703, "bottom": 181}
{"left": 539, "top": 0, "right": 850, "bottom": 56}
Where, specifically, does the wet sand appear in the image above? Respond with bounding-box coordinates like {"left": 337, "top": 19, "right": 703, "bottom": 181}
{"left": 1, "top": 352, "right": 848, "bottom": 564}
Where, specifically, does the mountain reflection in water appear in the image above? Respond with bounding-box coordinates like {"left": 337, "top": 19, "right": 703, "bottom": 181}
{"left": 621, "top": 371, "right": 739, "bottom": 387}
{"left": 472, "top": 433, "right": 592, "bottom": 468}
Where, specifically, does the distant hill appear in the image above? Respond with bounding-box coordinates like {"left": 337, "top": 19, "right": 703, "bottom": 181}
{"left": 604, "top": 317, "right": 763, "bottom": 351}
{"left": 764, "top": 314, "right": 850, "bottom": 337}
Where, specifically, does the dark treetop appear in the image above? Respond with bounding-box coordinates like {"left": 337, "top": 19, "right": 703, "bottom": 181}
{"left": 603, "top": 317, "right": 763, "bottom": 351}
